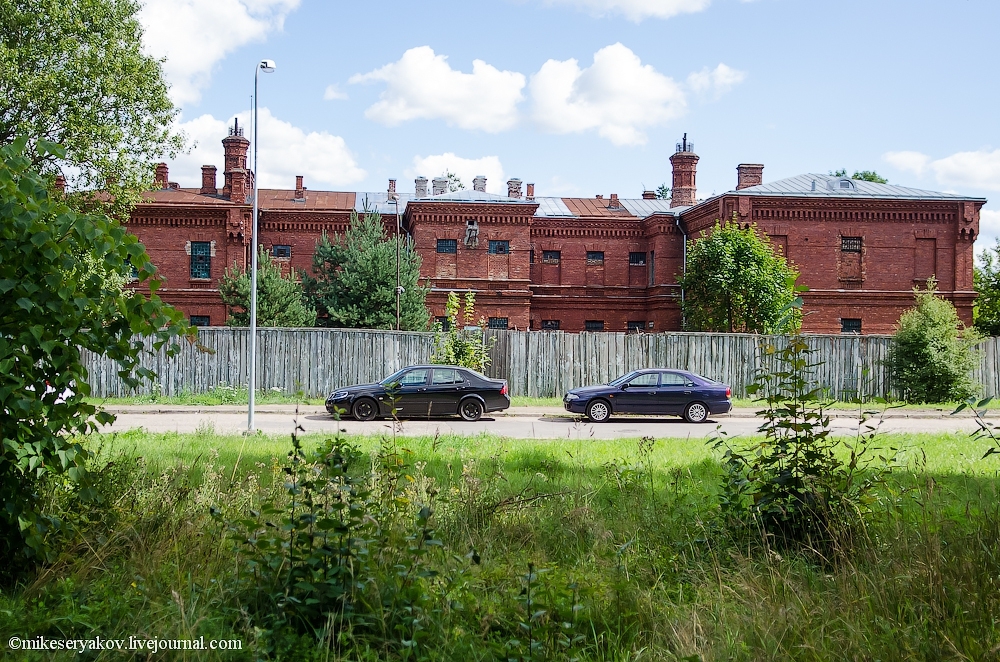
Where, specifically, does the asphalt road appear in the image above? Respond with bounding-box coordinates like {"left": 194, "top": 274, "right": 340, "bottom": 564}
{"left": 99, "top": 406, "right": 982, "bottom": 439}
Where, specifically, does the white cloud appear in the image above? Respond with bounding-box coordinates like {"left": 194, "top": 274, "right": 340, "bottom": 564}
{"left": 323, "top": 84, "right": 347, "bottom": 100}
{"left": 687, "top": 63, "right": 747, "bottom": 98}
{"left": 883, "top": 149, "right": 1000, "bottom": 191}
{"left": 529, "top": 43, "right": 686, "bottom": 146}
{"left": 979, "top": 209, "right": 1000, "bottom": 249}
{"left": 541, "top": 0, "right": 711, "bottom": 21}
{"left": 171, "top": 108, "right": 365, "bottom": 189}
{"left": 405, "top": 153, "right": 506, "bottom": 195}
{"left": 349, "top": 46, "right": 526, "bottom": 132}
{"left": 139, "top": 0, "right": 299, "bottom": 107}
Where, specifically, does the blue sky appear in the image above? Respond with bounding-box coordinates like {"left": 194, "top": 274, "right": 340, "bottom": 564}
{"left": 141, "top": 0, "right": 1000, "bottom": 244}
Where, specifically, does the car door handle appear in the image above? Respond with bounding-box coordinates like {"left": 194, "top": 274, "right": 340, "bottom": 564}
{"left": 417, "top": 387, "right": 427, "bottom": 392}
{"left": 684, "top": 391, "right": 692, "bottom": 394}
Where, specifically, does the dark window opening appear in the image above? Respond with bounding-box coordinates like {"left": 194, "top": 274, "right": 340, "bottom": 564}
{"left": 436, "top": 239, "right": 457, "bottom": 254}
{"left": 541, "top": 320, "right": 560, "bottom": 330}
{"left": 190, "top": 315, "right": 211, "bottom": 327}
{"left": 585, "top": 320, "right": 605, "bottom": 331}
{"left": 529, "top": 249, "right": 535, "bottom": 264}
{"left": 542, "top": 250, "right": 561, "bottom": 264}
{"left": 586, "top": 251, "right": 605, "bottom": 265}
{"left": 488, "top": 240, "right": 510, "bottom": 255}
{"left": 190, "top": 241, "right": 211, "bottom": 279}
{"left": 272, "top": 244, "right": 291, "bottom": 259}
{"left": 488, "top": 317, "right": 509, "bottom": 329}
{"left": 435, "top": 316, "right": 451, "bottom": 331}
{"left": 841, "top": 236, "right": 862, "bottom": 253}
{"left": 841, "top": 318, "right": 862, "bottom": 334}
{"left": 627, "top": 321, "right": 645, "bottom": 333}
{"left": 629, "top": 251, "right": 647, "bottom": 266}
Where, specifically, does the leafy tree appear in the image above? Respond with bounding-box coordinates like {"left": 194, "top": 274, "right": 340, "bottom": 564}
{"left": 0, "top": 138, "right": 191, "bottom": 579}
{"left": 830, "top": 169, "right": 888, "bottom": 184}
{"left": 678, "top": 217, "right": 800, "bottom": 333}
{"left": 655, "top": 183, "right": 670, "bottom": 199}
{"left": 445, "top": 171, "right": 464, "bottom": 192}
{"left": 0, "top": 0, "right": 182, "bottom": 219}
{"left": 304, "top": 209, "right": 429, "bottom": 330}
{"left": 974, "top": 238, "right": 1000, "bottom": 337}
{"left": 431, "top": 291, "right": 494, "bottom": 371}
{"left": 219, "top": 248, "right": 316, "bottom": 327}
{"left": 888, "top": 280, "right": 981, "bottom": 403}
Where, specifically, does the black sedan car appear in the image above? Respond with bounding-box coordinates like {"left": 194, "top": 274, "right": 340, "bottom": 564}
{"left": 563, "top": 369, "right": 731, "bottom": 423}
{"left": 326, "top": 365, "right": 510, "bottom": 421}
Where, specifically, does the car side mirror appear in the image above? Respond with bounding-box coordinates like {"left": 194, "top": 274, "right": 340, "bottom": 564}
{"left": 619, "top": 383, "right": 629, "bottom": 390}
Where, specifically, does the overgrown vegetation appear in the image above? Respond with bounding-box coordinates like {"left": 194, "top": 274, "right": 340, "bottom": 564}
{"left": 974, "top": 237, "right": 1000, "bottom": 336}
{"left": 889, "top": 279, "right": 981, "bottom": 403}
{"left": 430, "top": 290, "right": 495, "bottom": 371}
{"left": 219, "top": 247, "right": 316, "bottom": 327}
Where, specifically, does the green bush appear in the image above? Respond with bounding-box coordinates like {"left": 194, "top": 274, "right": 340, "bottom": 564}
{"left": 430, "top": 291, "right": 494, "bottom": 371}
{"left": 889, "top": 281, "right": 981, "bottom": 403}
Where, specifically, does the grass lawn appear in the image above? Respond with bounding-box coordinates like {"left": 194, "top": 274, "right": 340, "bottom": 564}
{"left": 3, "top": 428, "right": 999, "bottom": 660}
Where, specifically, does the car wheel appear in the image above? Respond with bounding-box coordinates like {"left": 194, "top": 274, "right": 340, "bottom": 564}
{"left": 586, "top": 399, "right": 611, "bottom": 422}
{"left": 352, "top": 398, "right": 378, "bottom": 421}
{"left": 683, "top": 401, "right": 709, "bottom": 423}
{"left": 459, "top": 397, "right": 483, "bottom": 422}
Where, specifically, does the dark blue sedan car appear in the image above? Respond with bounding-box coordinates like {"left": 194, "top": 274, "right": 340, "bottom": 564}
{"left": 563, "top": 369, "right": 732, "bottom": 423}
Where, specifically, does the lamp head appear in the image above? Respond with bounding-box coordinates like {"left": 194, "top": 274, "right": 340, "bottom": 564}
{"left": 259, "top": 59, "right": 276, "bottom": 73}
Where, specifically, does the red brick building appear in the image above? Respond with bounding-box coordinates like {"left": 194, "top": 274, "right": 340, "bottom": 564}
{"left": 128, "top": 125, "right": 985, "bottom": 334}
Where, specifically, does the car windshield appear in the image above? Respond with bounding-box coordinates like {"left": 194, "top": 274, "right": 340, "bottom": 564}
{"left": 379, "top": 368, "right": 409, "bottom": 386}
{"left": 608, "top": 371, "right": 639, "bottom": 387}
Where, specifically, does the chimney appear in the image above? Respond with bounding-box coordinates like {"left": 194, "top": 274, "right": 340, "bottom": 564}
{"left": 414, "top": 176, "right": 428, "bottom": 197}
{"left": 473, "top": 175, "right": 487, "bottom": 192}
{"left": 200, "top": 165, "right": 217, "bottom": 195}
{"left": 388, "top": 178, "right": 397, "bottom": 199}
{"left": 642, "top": 190, "right": 656, "bottom": 200}
{"left": 432, "top": 176, "right": 448, "bottom": 196}
{"left": 222, "top": 119, "right": 250, "bottom": 200}
{"left": 609, "top": 193, "right": 620, "bottom": 209}
{"left": 507, "top": 178, "right": 522, "bottom": 199}
{"left": 595, "top": 194, "right": 603, "bottom": 200}
{"left": 295, "top": 175, "right": 305, "bottom": 200}
{"left": 154, "top": 163, "right": 168, "bottom": 189}
{"left": 54, "top": 174, "right": 66, "bottom": 194}
{"left": 526, "top": 183, "right": 535, "bottom": 200}
{"left": 736, "top": 164, "right": 764, "bottom": 190}
{"left": 168, "top": 182, "right": 179, "bottom": 190}
{"left": 669, "top": 133, "right": 699, "bottom": 208}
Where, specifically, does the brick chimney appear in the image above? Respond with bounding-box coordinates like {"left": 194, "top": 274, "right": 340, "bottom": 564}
{"left": 222, "top": 119, "right": 250, "bottom": 201}
{"left": 200, "top": 165, "right": 217, "bottom": 195}
{"left": 473, "top": 175, "right": 487, "bottom": 192}
{"left": 432, "top": 177, "right": 448, "bottom": 195}
{"left": 736, "top": 164, "right": 764, "bottom": 190}
{"left": 642, "top": 190, "right": 656, "bottom": 200}
{"left": 154, "top": 163, "right": 168, "bottom": 189}
{"left": 669, "top": 133, "right": 698, "bottom": 208}
{"left": 507, "top": 178, "right": 522, "bottom": 199}
{"left": 388, "top": 178, "right": 397, "bottom": 198}
{"left": 295, "top": 175, "right": 305, "bottom": 200}
{"left": 608, "top": 193, "right": 620, "bottom": 209}
{"left": 414, "top": 176, "right": 428, "bottom": 197}
{"left": 54, "top": 174, "right": 66, "bottom": 194}
{"left": 526, "top": 183, "right": 535, "bottom": 200}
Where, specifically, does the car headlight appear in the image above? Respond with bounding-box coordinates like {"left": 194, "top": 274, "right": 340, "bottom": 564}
{"left": 564, "top": 393, "right": 579, "bottom": 401}
{"left": 331, "top": 390, "right": 349, "bottom": 400}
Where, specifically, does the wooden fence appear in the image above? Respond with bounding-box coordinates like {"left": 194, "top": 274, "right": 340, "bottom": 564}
{"left": 81, "top": 328, "right": 1000, "bottom": 400}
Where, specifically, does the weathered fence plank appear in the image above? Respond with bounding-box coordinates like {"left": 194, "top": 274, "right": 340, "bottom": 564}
{"left": 80, "top": 328, "right": 995, "bottom": 401}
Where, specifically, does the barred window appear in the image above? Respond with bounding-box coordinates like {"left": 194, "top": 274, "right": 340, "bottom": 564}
{"left": 436, "top": 239, "right": 457, "bottom": 254}
{"left": 542, "top": 250, "right": 561, "bottom": 264}
{"left": 841, "top": 318, "right": 862, "bottom": 334}
{"left": 627, "top": 321, "right": 645, "bottom": 333}
{"left": 541, "top": 320, "right": 560, "bottom": 330}
{"left": 629, "top": 251, "right": 647, "bottom": 266}
{"left": 190, "top": 241, "right": 211, "bottom": 279}
{"left": 585, "top": 320, "right": 605, "bottom": 331}
{"left": 435, "top": 316, "right": 451, "bottom": 331}
{"left": 488, "top": 240, "right": 510, "bottom": 255}
{"left": 272, "top": 244, "right": 291, "bottom": 259}
{"left": 586, "top": 251, "right": 604, "bottom": 265}
{"left": 190, "top": 315, "right": 211, "bottom": 327}
{"left": 841, "top": 236, "right": 862, "bottom": 253}
{"left": 488, "top": 317, "right": 509, "bottom": 329}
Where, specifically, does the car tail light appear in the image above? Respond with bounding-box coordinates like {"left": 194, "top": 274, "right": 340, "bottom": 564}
{"left": 726, "top": 386, "right": 731, "bottom": 398}
{"left": 501, "top": 382, "right": 508, "bottom": 396}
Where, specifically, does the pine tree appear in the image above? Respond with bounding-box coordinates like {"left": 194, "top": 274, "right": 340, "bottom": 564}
{"left": 303, "top": 209, "right": 429, "bottom": 330}
{"left": 219, "top": 248, "right": 316, "bottom": 327}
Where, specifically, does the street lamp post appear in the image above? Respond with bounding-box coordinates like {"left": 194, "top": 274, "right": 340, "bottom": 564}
{"left": 248, "top": 58, "right": 276, "bottom": 434}
{"left": 392, "top": 192, "right": 402, "bottom": 331}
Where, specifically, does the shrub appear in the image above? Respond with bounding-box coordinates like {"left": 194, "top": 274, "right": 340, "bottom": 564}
{"left": 430, "top": 291, "right": 494, "bottom": 372}
{"left": 889, "top": 280, "right": 981, "bottom": 403}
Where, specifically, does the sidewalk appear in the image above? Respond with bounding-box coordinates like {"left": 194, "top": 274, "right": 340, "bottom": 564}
{"left": 97, "top": 403, "right": 990, "bottom": 420}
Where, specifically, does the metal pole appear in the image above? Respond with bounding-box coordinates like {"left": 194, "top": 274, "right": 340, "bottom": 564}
{"left": 394, "top": 196, "right": 401, "bottom": 331}
{"left": 248, "top": 66, "right": 259, "bottom": 433}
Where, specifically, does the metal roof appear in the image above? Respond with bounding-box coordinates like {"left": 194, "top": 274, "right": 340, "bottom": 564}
{"left": 354, "top": 192, "right": 411, "bottom": 214}
{"left": 619, "top": 198, "right": 680, "bottom": 217}
{"left": 412, "top": 190, "right": 533, "bottom": 204}
{"left": 533, "top": 197, "right": 575, "bottom": 217}
{"left": 734, "top": 174, "right": 987, "bottom": 201}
